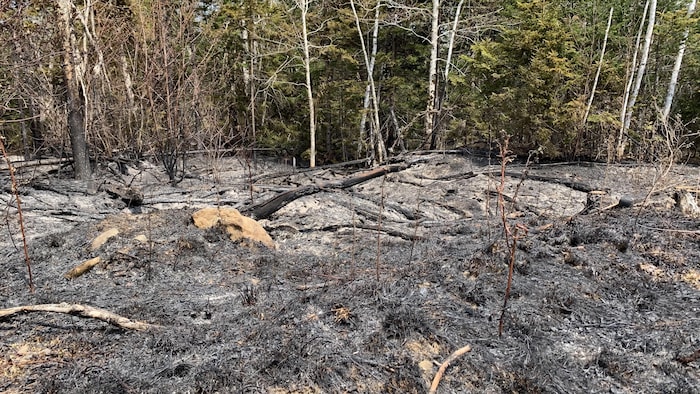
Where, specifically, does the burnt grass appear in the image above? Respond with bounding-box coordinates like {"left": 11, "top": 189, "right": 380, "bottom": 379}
{"left": 1, "top": 154, "right": 699, "bottom": 393}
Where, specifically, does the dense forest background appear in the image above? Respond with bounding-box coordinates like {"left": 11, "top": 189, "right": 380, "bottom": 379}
{"left": 1, "top": 0, "right": 699, "bottom": 178}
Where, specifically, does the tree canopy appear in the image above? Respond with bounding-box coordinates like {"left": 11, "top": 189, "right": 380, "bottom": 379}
{"left": 1, "top": 0, "right": 699, "bottom": 170}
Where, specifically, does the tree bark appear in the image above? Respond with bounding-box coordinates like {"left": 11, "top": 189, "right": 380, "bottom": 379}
{"left": 58, "top": 0, "right": 91, "bottom": 180}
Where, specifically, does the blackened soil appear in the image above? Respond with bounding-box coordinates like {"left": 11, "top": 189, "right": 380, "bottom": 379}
{"left": 1, "top": 154, "right": 699, "bottom": 393}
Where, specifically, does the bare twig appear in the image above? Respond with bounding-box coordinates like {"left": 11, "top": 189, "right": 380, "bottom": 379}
{"left": 429, "top": 344, "right": 472, "bottom": 394}
{"left": 495, "top": 137, "right": 528, "bottom": 337}
{"left": 0, "top": 136, "right": 33, "bottom": 292}
{"left": 376, "top": 175, "right": 386, "bottom": 281}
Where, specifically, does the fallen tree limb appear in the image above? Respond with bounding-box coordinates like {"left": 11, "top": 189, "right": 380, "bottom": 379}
{"left": 64, "top": 256, "right": 103, "bottom": 279}
{"left": 504, "top": 171, "right": 595, "bottom": 193}
{"left": 314, "top": 224, "right": 423, "bottom": 241}
{"left": 0, "top": 157, "right": 71, "bottom": 172}
{"left": 429, "top": 344, "right": 472, "bottom": 394}
{"left": 243, "top": 161, "right": 416, "bottom": 220}
{"left": 0, "top": 303, "right": 158, "bottom": 331}
{"left": 414, "top": 168, "right": 595, "bottom": 193}
{"left": 249, "top": 158, "right": 370, "bottom": 182}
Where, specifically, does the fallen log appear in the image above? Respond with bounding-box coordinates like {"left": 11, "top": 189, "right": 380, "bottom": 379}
{"left": 0, "top": 303, "right": 158, "bottom": 331}
{"left": 314, "top": 223, "right": 423, "bottom": 241}
{"left": 243, "top": 161, "right": 416, "bottom": 220}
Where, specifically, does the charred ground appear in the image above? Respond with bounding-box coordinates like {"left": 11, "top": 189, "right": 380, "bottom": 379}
{"left": 1, "top": 153, "right": 699, "bottom": 393}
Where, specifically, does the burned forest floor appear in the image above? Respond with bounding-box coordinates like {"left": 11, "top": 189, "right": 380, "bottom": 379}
{"left": 1, "top": 152, "right": 699, "bottom": 393}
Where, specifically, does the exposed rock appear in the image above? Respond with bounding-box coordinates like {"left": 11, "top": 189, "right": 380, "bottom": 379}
{"left": 192, "top": 207, "right": 275, "bottom": 248}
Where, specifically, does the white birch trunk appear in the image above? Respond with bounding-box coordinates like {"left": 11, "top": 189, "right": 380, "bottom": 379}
{"left": 354, "top": 0, "right": 386, "bottom": 164}
{"left": 662, "top": 0, "right": 696, "bottom": 123}
{"left": 298, "top": 0, "right": 316, "bottom": 167}
{"left": 583, "top": 7, "right": 614, "bottom": 126}
{"left": 619, "top": 1, "right": 649, "bottom": 130}
{"left": 424, "top": 0, "right": 440, "bottom": 149}
{"left": 618, "top": 0, "right": 657, "bottom": 160}
{"left": 444, "top": 0, "right": 464, "bottom": 81}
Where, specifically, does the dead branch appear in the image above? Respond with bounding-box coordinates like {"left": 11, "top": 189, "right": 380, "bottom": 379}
{"left": 0, "top": 303, "right": 158, "bottom": 331}
{"left": 414, "top": 168, "right": 594, "bottom": 193}
{"left": 249, "top": 158, "right": 370, "bottom": 182}
{"left": 429, "top": 344, "right": 472, "bottom": 394}
{"left": 504, "top": 171, "right": 595, "bottom": 193}
{"left": 243, "top": 161, "right": 415, "bottom": 220}
{"left": 0, "top": 157, "right": 71, "bottom": 172}
{"left": 317, "top": 224, "right": 423, "bottom": 241}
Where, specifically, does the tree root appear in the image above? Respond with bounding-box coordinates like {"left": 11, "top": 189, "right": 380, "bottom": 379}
{"left": 0, "top": 303, "right": 159, "bottom": 331}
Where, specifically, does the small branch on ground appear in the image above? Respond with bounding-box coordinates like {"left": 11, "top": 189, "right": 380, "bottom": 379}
{"left": 64, "top": 256, "right": 103, "bottom": 279}
{"left": 0, "top": 303, "right": 159, "bottom": 331}
{"left": 429, "top": 344, "right": 472, "bottom": 394}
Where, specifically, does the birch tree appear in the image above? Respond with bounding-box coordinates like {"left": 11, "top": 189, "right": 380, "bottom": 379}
{"left": 433, "top": 0, "right": 464, "bottom": 148}
{"left": 351, "top": 0, "right": 386, "bottom": 164}
{"left": 582, "top": 7, "right": 614, "bottom": 126}
{"left": 618, "top": 0, "right": 657, "bottom": 160}
{"left": 662, "top": 0, "right": 697, "bottom": 124}
{"left": 297, "top": 0, "right": 317, "bottom": 167}
{"left": 443, "top": 0, "right": 464, "bottom": 83}
{"left": 424, "top": 0, "right": 440, "bottom": 149}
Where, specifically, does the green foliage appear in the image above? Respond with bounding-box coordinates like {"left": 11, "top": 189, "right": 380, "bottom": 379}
{"left": 457, "top": 0, "right": 586, "bottom": 157}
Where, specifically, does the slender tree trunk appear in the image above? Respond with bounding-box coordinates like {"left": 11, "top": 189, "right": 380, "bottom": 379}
{"left": 583, "top": 7, "right": 614, "bottom": 125}
{"left": 617, "top": 0, "right": 649, "bottom": 160}
{"left": 662, "top": 0, "right": 696, "bottom": 123}
{"left": 245, "top": 1, "right": 258, "bottom": 162}
{"left": 618, "top": 0, "right": 656, "bottom": 160}
{"left": 424, "top": 0, "right": 440, "bottom": 149}
{"left": 58, "top": 0, "right": 91, "bottom": 180}
{"left": 444, "top": 0, "right": 464, "bottom": 81}
{"left": 352, "top": 0, "right": 386, "bottom": 165}
{"left": 429, "top": 0, "right": 464, "bottom": 151}
{"left": 298, "top": 0, "right": 316, "bottom": 167}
